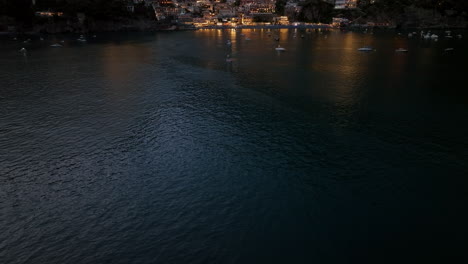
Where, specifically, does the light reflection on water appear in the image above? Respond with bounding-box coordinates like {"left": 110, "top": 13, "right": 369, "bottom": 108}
{"left": 0, "top": 29, "right": 467, "bottom": 264}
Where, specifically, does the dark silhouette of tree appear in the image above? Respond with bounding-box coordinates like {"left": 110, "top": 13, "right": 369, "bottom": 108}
{"left": 298, "top": 0, "right": 334, "bottom": 23}
{"left": 275, "top": 0, "right": 287, "bottom": 16}
{"left": 0, "top": 0, "right": 34, "bottom": 24}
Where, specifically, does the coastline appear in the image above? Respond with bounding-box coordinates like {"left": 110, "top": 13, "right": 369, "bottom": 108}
{"left": 1, "top": 21, "right": 466, "bottom": 36}
{"left": 0, "top": 23, "right": 333, "bottom": 35}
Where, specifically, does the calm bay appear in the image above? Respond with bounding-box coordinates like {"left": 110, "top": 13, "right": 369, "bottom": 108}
{"left": 1, "top": 29, "right": 467, "bottom": 263}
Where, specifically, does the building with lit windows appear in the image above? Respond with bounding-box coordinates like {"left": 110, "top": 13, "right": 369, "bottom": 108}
{"left": 334, "top": 0, "right": 357, "bottom": 9}
{"left": 241, "top": 0, "right": 276, "bottom": 15}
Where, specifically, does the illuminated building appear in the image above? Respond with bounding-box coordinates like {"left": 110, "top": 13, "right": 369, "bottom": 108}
{"left": 334, "top": 0, "right": 357, "bottom": 9}
{"left": 35, "top": 11, "right": 64, "bottom": 17}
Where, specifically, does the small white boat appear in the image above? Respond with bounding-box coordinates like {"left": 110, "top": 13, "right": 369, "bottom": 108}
{"left": 445, "top": 48, "right": 454, "bottom": 52}
{"left": 275, "top": 45, "right": 286, "bottom": 51}
{"left": 445, "top": 35, "right": 453, "bottom": 38}
{"left": 431, "top": 34, "right": 439, "bottom": 39}
{"left": 395, "top": 48, "right": 408, "bottom": 53}
{"left": 226, "top": 40, "right": 231, "bottom": 45}
{"left": 77, "top": 35, "right": 86, "bottom": 41}
{"left": 19, "top": 47, "right": 26, "bottom": 53}
{"left": 358, "top": 47, "right": 374, "bottom": 52}
{"left": 50, "top": 43, "right": 63, "bottom": 47}
{"left": 245, "top": 37, "right": 251, "bottom": 41}
{"left": 226, "top": 54, "right": 233, "bottom": 62}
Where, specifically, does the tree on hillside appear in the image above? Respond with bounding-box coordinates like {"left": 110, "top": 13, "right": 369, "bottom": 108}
{"left": 134, "top": 1, "right": 156, "bottom": 19}
{"left": 298, "top": 0, "right": 334, "bottom": 23}
{"left": 363, "top": 0, "right": 468, "bottom": 15}
{"left": 62, "top": 0, "right": 127, "bottom": 19}
{"left": 275, "top": 0, "right": 287, "bottom": 16}
{"left": 1, "top": 0, "right": 34, "bottom": 23}
{"left": 1, "top": 0, "right": 129, "bottom": 20}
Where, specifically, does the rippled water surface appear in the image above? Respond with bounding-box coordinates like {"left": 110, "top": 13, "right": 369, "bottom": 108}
{"left": 1, "top": 29, "right": 468, "bottom": 263}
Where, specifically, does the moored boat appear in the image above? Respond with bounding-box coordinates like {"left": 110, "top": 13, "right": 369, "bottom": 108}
{"left": 358, "top": 47, "right": 374, "bottom": 52}
{"left": 395, "top": 48, "right": 408, "bottom": 53}
{"left": 275, "top": 45, "right": 286, "bottom": 51}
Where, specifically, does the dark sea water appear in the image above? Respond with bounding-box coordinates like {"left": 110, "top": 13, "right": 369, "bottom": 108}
{"left": 1, "top": 29, "right": 467, "bottom": 263}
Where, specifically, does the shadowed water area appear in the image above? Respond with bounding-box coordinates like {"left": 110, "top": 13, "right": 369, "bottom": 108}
{"left": 1, "top": 29, "right": 467, "bottom": 263}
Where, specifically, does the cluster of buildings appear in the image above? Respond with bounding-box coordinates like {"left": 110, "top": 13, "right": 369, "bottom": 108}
{"left": 29, "top": 0, "right": 361, "bottom": 28}
{"left": 126, "top": 0, "right": 280, "bottom": 27}
{"left": 126, "top": 0, "right": 360, "bottom": 27}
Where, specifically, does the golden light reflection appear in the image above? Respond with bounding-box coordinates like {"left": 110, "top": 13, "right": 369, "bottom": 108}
{"left": 101, "top": 43, "right": 153, "bottom": 98}
{"left": 305, "top": 32, "right": 374, "bottom": 105}
{"left": 388, "top": 37, "right": 409, "bottom": 82}
{"left": 229, "top": 29, "right": 237, "bottom": 54}
{"left": 279, "top": 28, "right": 288, "bottom": 40}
